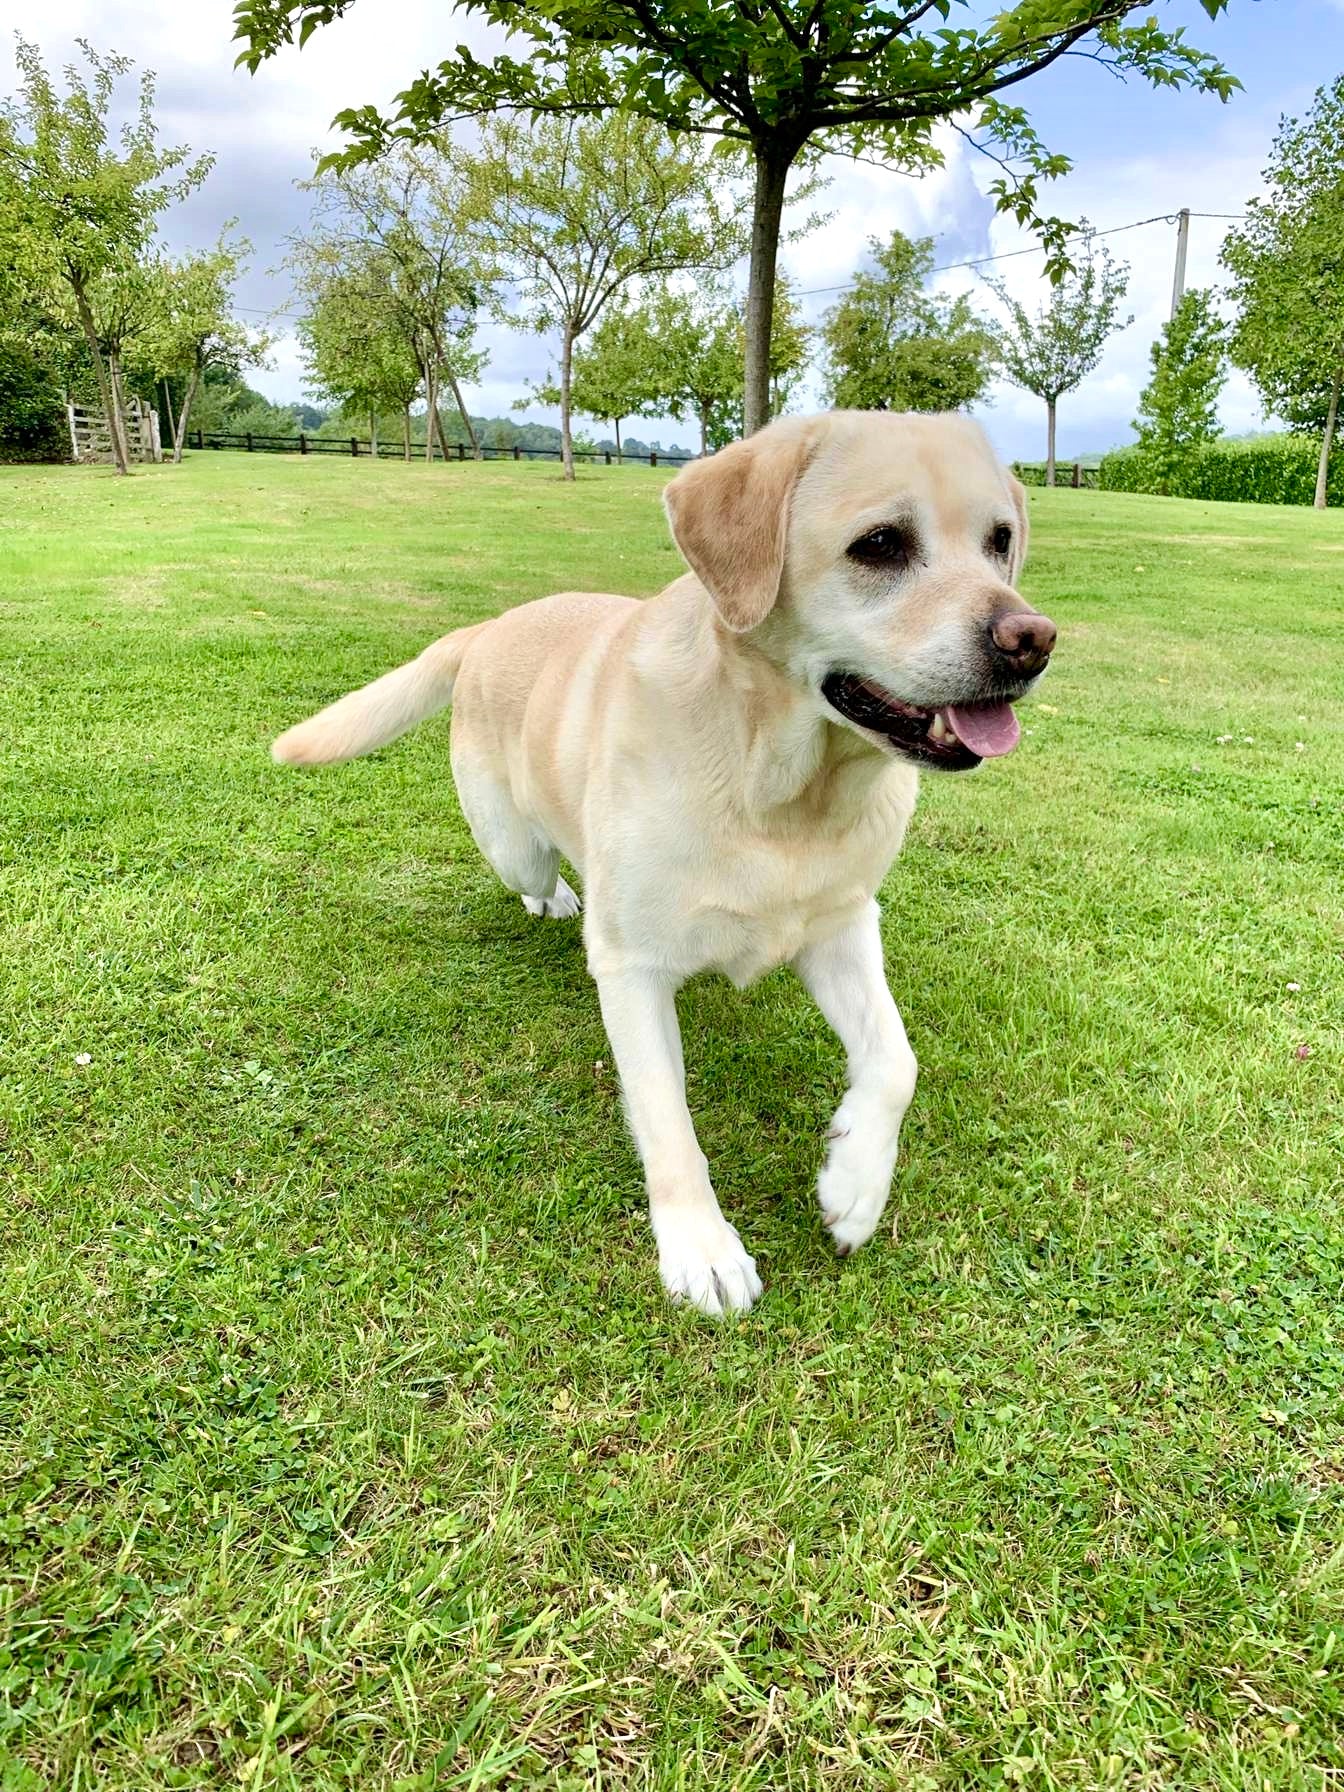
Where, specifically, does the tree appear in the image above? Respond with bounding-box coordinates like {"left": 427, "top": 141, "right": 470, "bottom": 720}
{"left": 292, "top": 146, "right": 488, "bottom": 463}
{"left": 526, "top": 300, "right": 661, "bottom": 461}
{"left": 149, "top": 236, "right": 270, "bottom": 461}
{"left": 643, "top": 284, "right": 740, "bottom": 457}
{"left": 1132, "top": 288, "right": 1227, "bottom": 491}
{"left": 189, "top": 372, "right": 309, "bottom": 440}
{"left": 758, "top": 276, "right": 812, "bottom": 420}
{"left": 295, "top": 243, "right": 423, "bottom": 458}
{"left": 822, "top": 232, "right": 998, "bottom": 414}
{"left": 1222, "top": 77, "right": 1344, "bottom": 509}
{"left": 0, "top": 38, "right": 210, "bottom": 474}
{"left": 461, "top": 111, "right": 741, "bottom": 479}
{"left": 988, "top": 234, "right": 1132, "bottom": 485}
{"left": 634, "top": 276, "right": 809, "bottom": 456}
{"left": 235, "top": 1, "right": 1237, "bottom": 439}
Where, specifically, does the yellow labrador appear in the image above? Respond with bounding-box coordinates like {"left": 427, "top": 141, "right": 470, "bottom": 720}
{"left": 273, "top": 411, "right": 1056, "bottom": 1315}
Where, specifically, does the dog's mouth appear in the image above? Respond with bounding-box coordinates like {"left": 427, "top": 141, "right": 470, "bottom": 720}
{"left": 821, "top": 671, "right": 1022, "bottom": 771}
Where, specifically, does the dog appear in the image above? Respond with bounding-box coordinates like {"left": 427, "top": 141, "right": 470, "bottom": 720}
{"left": 272, "top": 410, "right": 1056, "bottom": 1315}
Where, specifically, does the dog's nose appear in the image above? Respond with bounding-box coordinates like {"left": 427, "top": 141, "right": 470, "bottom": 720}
{"left": 989, "top": 609, "right": 1057, "bottom": 676}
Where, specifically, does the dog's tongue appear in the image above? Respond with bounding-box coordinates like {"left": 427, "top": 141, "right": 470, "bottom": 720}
{"left": 944, "top": 702, "right": 1020, "bottom": 759}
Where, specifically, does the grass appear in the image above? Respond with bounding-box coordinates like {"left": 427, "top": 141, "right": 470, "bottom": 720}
{"left": 1, "top": 450, "right": 1342, "bottom": 1791}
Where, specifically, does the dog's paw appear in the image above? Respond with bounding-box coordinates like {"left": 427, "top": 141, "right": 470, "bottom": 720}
{"left": 522, "top": 876, "right": 581, "bottom": 920}
{"left": 817, "top": 1098, "right": 897, "bottom": 1257}
{"left": 655, "top": 1210, "right": 762, "bottom": 1316}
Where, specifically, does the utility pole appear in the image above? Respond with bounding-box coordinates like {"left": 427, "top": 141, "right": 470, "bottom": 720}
{"left": 1170, "top": 208, "right": 1191, "bottom": 321}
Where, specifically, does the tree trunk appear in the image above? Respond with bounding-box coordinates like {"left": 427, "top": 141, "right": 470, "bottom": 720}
{"left": 614, "top": 417, "right": 622, "bottom": 465}
{"left": 1314, "top": 365, "right": 1341, "bottom": 509}
{"left": 432, "top": 398, "right": 454, "bottom": 462}
{"left": 442, "top": 366, "right": 479, "bottom": 459}
{"left": 1046, "top": 398, "right": 1058, "bottom": 488}
{"left": 69, "top": 276, "right": 129, "bottom": 476}
{"left": 173, "top": 363, "right": 200, "bottom": 464}
{"left": 369, "top": 410, "right": 378, "bottom": 460}
{"left": 107, "top": 350, "right": 133, "bottom": 472}
{"left": 559, "top": 322, "right": 576, "bottom": 481}
{"left": 699, "top": 407, "right": 709, "bottom": 459}
{"left": 162, "top": 379, "right": 177, "bottom": 455}
{"left": 742, "top": 140, "right": 793, "bottom": 439}
{"left": 403, "top": 406, "right": 412, "bottom": 462}
{"left": 424, "top": 363, "right": 438, "bottom": 464}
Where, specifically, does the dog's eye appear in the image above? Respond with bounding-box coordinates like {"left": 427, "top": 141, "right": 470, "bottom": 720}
{"left": 847, "top": 526, "right": 915, "bottom": 569}
{"left": 990, "top": 523, "right": 1013, "bottom": 557}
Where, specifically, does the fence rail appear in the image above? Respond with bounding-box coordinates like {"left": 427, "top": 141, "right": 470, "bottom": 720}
{"left": 187, "top": 429, "right": 695, "bottom": 466}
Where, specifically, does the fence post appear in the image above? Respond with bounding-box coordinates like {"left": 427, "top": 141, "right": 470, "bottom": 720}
{"left": 605, "top": 450, "right": 611, "bottom": 465}
{"left": 458, "top": 442, "right": 465, "bottom": 462}
{"left": 513, "top": 444, "right": 522, "bottom": 461}
{"left": 300, "top": 433, "right": 308, "bottom": 455}
{"left": 196, "top": 427, "right": 203, "bottom": 450}
{"left": 1071, "top": 461, "right": 1081, "bottom": 488}
{"left": 650, "top": 450, "right": 658, "bottom": 467}
{"left": 351, "top": 436, "right": 358, "bottom": 457}
{"left": 246, "top": 432, "right": 253, "bottom": 453}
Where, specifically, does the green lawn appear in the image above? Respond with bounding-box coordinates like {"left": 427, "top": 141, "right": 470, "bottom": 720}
{"left": 2, "top": 452, "right": 1342, "bottom": 1791}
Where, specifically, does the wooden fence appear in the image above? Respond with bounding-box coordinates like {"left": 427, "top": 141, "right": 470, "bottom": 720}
{"left": 1013, "top": 460, "right": 1100, "bottom": 490}
{"left": 68, "top": 399, "right": 162, "bottom": 465}
{"left": 185, "top": 429, "right": 695, "bottom": 467}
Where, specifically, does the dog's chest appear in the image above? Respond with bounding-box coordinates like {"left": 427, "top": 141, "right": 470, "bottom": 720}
{"left": 648, "top": 789, "right": 914, "bottom": 986}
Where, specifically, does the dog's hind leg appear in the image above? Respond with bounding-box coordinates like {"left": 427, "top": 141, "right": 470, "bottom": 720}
{"left": 451, "top": 748, "right": 580, "bottom": 919}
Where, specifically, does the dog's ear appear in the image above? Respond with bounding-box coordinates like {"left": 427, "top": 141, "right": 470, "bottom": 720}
{"left": 662, "top": 420, "right": 819, "bottom": 633}
{"left": 1008, "top": 475, "right": 1030, "bottom": 585}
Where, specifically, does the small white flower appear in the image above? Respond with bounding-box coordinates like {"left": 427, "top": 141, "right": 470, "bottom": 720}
{"left": 1286, "top": 983, "right": 1301, "bottom": 993}
{"left": 1242, "top": 736, "right": 1255, "bottom": 745}
{"left": 1216, "top": 734, "right": 1233, "bottom": 745}
{"left": 74, "top": 1052, "right": 92, "bottom": 1066}
{"left": 1295, "top": 741, "right": 1306, "bottom": 752}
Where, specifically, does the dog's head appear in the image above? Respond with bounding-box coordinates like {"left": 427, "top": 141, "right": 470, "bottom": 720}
{"left": 663, "top": 411, "right": 1055, "bottom": 771}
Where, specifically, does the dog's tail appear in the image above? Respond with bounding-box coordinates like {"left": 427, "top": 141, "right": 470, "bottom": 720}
{"left": 272, "top": 621, "right": 486, "bottom": 767}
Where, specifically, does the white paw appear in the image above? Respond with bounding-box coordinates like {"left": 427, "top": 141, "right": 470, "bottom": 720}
{"left": 522, "top": 876, "right": 581, "bottom": 920}
{"left": 654, "top": 1208, "right": 763, "bottom": 1316}
{"left": 817, "top": 1094, "right": 900, "bottom": 1257}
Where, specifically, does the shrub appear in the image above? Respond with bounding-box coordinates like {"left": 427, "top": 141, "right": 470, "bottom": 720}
{"left": 1099, "top": 434, "right": 1344, "bottom": 506}
{"left": 1012, "top": 460, "right": 1048, "bottom": 487}
{"left": 0, "top": 339, "right": 68, "bottom": 464}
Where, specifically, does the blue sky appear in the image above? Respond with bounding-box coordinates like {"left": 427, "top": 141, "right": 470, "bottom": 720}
{"left": 2, "top": 0, "right": 1340, "bottom": 459}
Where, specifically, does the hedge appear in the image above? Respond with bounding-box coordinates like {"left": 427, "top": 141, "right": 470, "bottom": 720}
{"left": 0, "top": 340, "right": 70, "bottom": 465}
{"left": 1098, "top": 434, "right": 1343, "bottom": 507}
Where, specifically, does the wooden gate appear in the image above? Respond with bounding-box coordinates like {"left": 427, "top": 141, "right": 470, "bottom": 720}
{"left": 67, "top": 398, "right": 163, "bottom": 465}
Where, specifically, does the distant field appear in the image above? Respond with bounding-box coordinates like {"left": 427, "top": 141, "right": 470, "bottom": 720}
{"left": 2, "top": 452, "right": 1342, "bottom": 1789}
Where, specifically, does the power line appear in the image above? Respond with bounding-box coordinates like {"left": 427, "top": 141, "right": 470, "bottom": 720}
{"left": 794, "top": 209, "right": 1246, "bottom": 297}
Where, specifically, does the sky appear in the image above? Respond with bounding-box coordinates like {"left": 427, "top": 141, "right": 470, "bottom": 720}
{"left": 3, "top": 0, "right": 1341, "bottom": 461}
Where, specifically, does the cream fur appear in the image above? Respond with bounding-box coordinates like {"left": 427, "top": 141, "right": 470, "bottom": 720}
{"left": 272, "top": 410, "right": 1044, "bottom": 1315}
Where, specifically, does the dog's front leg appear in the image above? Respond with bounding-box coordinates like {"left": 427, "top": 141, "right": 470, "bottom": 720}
{"left": 793, "top": 902, "right": 918, "bottom": 1256}
{"left": 595, "top": 967, "right": 763, "bottom": 1316}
